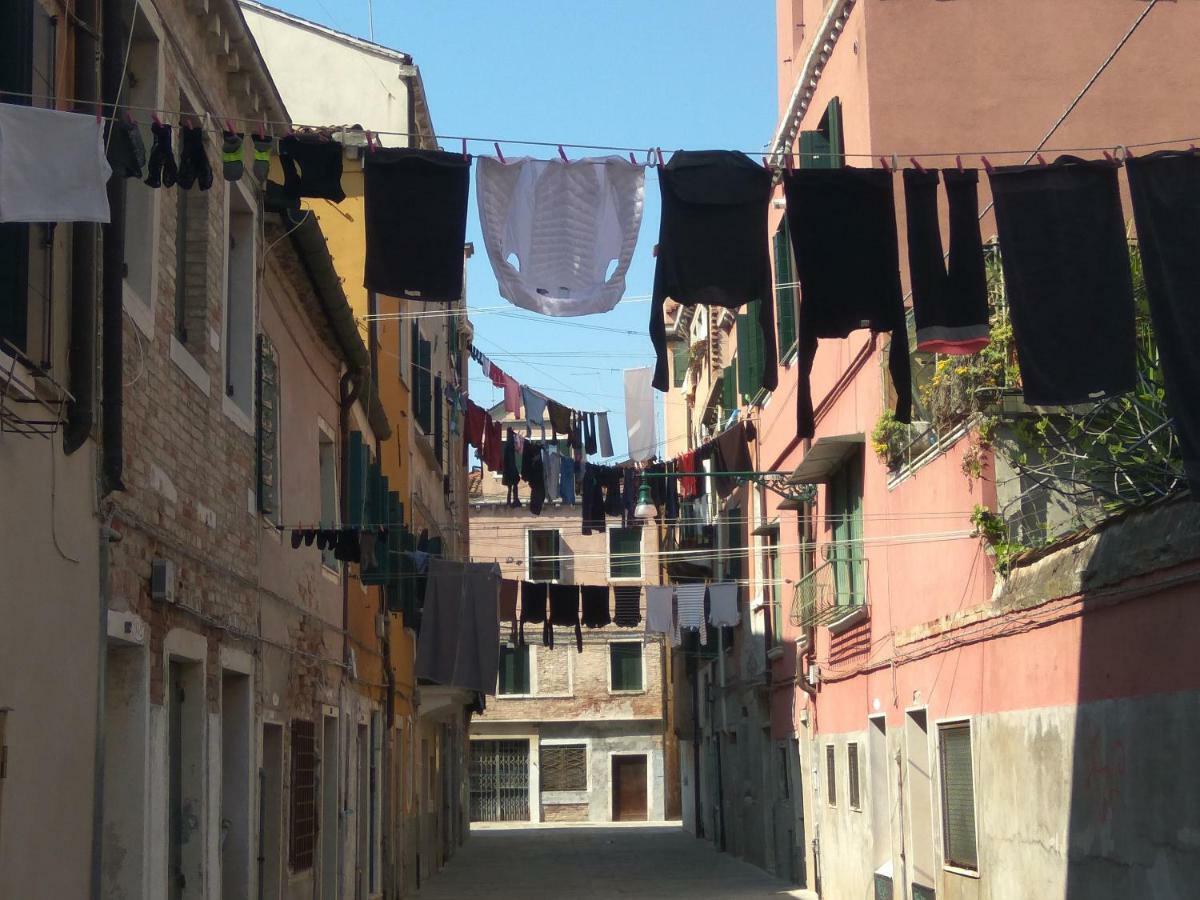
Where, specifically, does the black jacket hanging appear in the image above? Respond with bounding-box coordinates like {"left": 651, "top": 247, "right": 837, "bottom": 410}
{"left": 519, "top": 581, "right": 549, "bottom": 646}
{"left": 549, "top": 583, "right": 583, "bottom": 652}
{"left": 581, "top": 585, "right": 612, "bottom": 628}
{"left": 1126, "top": 149, "right": 1200, "bottom": 495}
{"left": 651, "top": 151, "right": 778, "bottom": 395}
{"left": 988, "top": 156, "right": 1135, "bottom": 406}
{"left": 364, "top": 148, "right": 471, "bottom": 301}
{"left": 783, "top": 167, "right": 911, "bottom": 439}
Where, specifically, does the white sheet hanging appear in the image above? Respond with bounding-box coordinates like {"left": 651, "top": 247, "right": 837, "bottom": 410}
{"left": 0, "top": 104, "right": 111, "bottom": 223}
{"left": 476, "top": 155, "right": 645, "bottom": 316}
{"left": 624, "top": 367, "right": 657, "bottom": 462}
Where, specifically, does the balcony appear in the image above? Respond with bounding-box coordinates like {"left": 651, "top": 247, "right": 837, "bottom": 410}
{"left": 790, "top": 548, "right": 869, "bottom": 634}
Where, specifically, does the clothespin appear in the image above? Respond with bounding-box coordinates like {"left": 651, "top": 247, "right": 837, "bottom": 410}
{"left": 365, "top": 131, "right": 374, "bottom": 154}
{"left": 785, "top": 152, "right": 795, "bottom": 171}
{"left": 1119, "top": 145, "right": 1133, "bottom": 162}
{"left": 461, "top": 137, "right": 469, "bottom": 161}
{"left": 557, "top": 144, "right": 569, "bottom": 162}
{"left": 655, "top": 147, "right": 665, "bottom": 166}
{"left": 152, "top": 112, "right": 162, "bottom": 126}
{"left": 879, "top": 156, "right": 891, "bottom": 172}
{"left": 1036, "top": 153, "right": 1048, "bottom": 167}
{"left": 95, "top": 104, "right": 102, "bottom": 124}
{"left": 630, "top": 152, "right": 638, "bottom": 166}
{"left": 956, "top": 154, "right": 964, "bottom": 173}
{"left": 1103, "top": 150, "right": 1115, "bottom": 164}
{"left": 909, "top": 157, "right": 926, "bottom": 174}
{"left": 225, "top": 118, "right": 235, "bottom": 134}
{"left": 495, "top": 142, "right": 507, "bottom": 164}
{"left": 123, "top": 110, "right": 135, "bottom": 126}
{"left": 981, "top": 156, "right": 994, "bottom": 174}
{"left": 761, "top": 155, "right": 770, "bottom": 170}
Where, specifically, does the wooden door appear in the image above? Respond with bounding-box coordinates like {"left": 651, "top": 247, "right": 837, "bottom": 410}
{"left": 612, "top": 755, "right": 648, "bottom": 822}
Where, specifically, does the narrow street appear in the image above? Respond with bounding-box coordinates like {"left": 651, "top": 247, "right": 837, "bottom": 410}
{"left": 418, "top": 825, "right": 813, "bottom": 899}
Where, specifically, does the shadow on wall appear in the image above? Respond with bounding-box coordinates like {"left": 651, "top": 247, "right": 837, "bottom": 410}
{"left": 1064, "top": 503, "right": 1200, "bottom": 898}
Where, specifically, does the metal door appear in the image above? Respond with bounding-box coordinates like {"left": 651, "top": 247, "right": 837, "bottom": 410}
{"left": 468, "top": 740, "right": 530, "bottom": 822}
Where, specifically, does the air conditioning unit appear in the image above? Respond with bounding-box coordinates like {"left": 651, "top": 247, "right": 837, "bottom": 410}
{"left": 151, "top": 558, "right": 176, "bottom": 604}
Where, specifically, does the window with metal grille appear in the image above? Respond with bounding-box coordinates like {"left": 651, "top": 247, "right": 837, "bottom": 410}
{"left": 497, "top": 645, "right": 530, "bottom": 695}
{"left": 288, "top": 720, "right": 317, "bottom": 871}
{"left": 608, "top": 526, "right": 642, "bottom": 579}
{"left": 527, "top": 529, "right": 561, "bottom": 582}
{"left": 540, "top": 744, "right": 587, "bottom": 792}
{"left": 848, "top": 742, "right": 861, "bottom": 810}
{"left": 938, "top": 722, "right": 978, "bottom": 871}
{"left": 826, "top": 744, "right": 837, "bottom": 806}
{"left": 609, "top": 642, "right": 643, "bottom": 692}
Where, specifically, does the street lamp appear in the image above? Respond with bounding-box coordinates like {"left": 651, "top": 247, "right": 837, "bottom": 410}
{"left": 633, "top": 475, "right": 658, "bottom": 519}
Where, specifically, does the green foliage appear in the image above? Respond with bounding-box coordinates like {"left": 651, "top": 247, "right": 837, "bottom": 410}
{"left": 871, "top": 409, "right": 909, "bottom": 470}
{"left": 970, "top": 505, "right": 1026, "bottom": 575}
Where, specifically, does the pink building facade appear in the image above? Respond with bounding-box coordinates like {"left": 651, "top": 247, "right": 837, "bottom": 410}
{"left": 669, "top": 3, "right": 1200, "bottom": 899}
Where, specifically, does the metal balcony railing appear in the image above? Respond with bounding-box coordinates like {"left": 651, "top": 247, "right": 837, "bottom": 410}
{"left": 790, "top": 550, "right": 869, "bottom": 628}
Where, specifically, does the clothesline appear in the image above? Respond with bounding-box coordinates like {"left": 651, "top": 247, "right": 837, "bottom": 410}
{"left": 2, "top": 91, "right": 1194, "bottom": 162}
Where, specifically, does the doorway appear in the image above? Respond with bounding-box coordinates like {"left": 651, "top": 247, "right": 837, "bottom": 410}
{"left": 905, "top": 709, "right": 936, "bottom": 898}
{"left": 260, "top": 723, "right": 283, "bottom": 900}
{"left": 468, "top": 739, "right": 530, "bottom": 822}
{"left": 320, "top": 716, "right": 339, "bottom": 899}
{"left": 612, "top": 754, "right": 649, "bottom": 822}
{"left": 220, "top": 671, "right": 252, "bottom": 900}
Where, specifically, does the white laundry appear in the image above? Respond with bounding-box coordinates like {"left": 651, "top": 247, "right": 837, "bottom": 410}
{"left": 597, "top": 411, "right": 614, "bottom": 457}
{"left": 476, "top": 155, "right": 645, "bottom": 316}
{"left": 624, "top": 367, "right": 657, "bottom": 462}
{"left": 0, "top": 104, "right": 111, "bottom": 223}
{"left": 675, "top": 583, "right": 708, "bottom": 645}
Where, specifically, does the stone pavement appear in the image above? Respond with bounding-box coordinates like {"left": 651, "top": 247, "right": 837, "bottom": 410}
{"left": 419, "top": 823, "right": 817, "bottom": 899}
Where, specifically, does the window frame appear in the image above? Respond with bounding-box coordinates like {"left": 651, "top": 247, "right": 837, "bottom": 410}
{"left": 773, "top": 218, "right": 798, "bottom": 362}
{"left": 526, "top": 528, "right": 561, "bottom": 583}
{"left": 937, "top": 718, "right": 980, "bottom": 875}
{"left": 607, "top": 640, "right": 645, "bottom": 694}
{"left": 222, "top": 179, "right": 258, "bottom": 428}
{"left": 826, "top": 743, "right": 837, "bottom": 807}
{"left": 496, "top": 643, "right": 533, "bottom": 697}
{"left": 826, "top": 449, "right": 865, "bottom": 609}
{"left": 288, "top": 719, "right": 317, "bottom": 872}
{"left": 318, "top": 421, "right": 339, "bottom": 574}
{"left": 847, "top": 741, "right": 861, "bottom": 811}
{"left": 607, "top": 525, "right": 643, "bottom": 581}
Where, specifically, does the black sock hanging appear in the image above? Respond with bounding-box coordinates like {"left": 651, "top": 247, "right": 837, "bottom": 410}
{"left": 144, "top": 122, "right": 177, "bottom": 189}
{"left": 177, "top": 122, "right": 213, "bottom": 191}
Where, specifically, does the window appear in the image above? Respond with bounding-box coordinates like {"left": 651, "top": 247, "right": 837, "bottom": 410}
{"left": 736, "top": 300, "right": 768, "bottom": 404}
{"left": 609, "top": 642, "right": 643, "bottom": 692}
{"left": 288, "top": 719, "right": 317, "bottom": 871}
{"left": 848, "top": 742, "right": 861, "bottom": 811}
{"left": 826, "top": 744, "right": 837, "bottom": 806}
{"left": 527, "top": 529, "right": 561, "bottom": 582}
{"left": 121, "top": 6, "right": 161, "bottom": 330}
{"left": 671, "top": 342, "right": 690, "bottom": 388}
{"left": 174, "top": 94, "right": 210, "bottom": 354}
{"left": 608, "top": 526, "right": 642, "bottom": 580}
{"left": 720, "top": 363, "right": 738, "bottom": 413}
{"left": 774, "top": 220, "right": 797, "bottom": 358}
{"left": 764, "top": 530, "right": 782, "bottom": 646}
{"left": 497, "top": 645, "right": 530, "bottom": 696}
{"left": 411, "top": 321, "right": 432, "bottom": 434}
{"left": 256, "top": 334, "right": 281, "bottom": 522}
{"left": 318, "top": 428, "right": 338, "bottom": 571}
{"left": 938, "top": 722, "right": 978, "bottom": 871}
{"left": 777, "top": 745, "right": 791, "bottom": 800}
{"left": 0, "top": 2, "right": 56, "bottom": 358}
{"left": 827, "top": 450, "right": 865, "bottom": 607}
{"left": 540, "top": 744, "right": 587, "bottom": 792}
{"left": 224, "top": 186, "right": 256, "bottom": 416}
{"left": 798, "top": 96, "right": 843, "bottom": 169}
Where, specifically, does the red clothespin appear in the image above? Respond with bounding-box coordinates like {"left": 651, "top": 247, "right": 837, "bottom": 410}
{"left": 1120, "top": 146, "right": 1133, "bottom": 161}
{"left": 1103, "top": 150, "right": 1115, "bottom": 164}
{"left": 630, "top": 152, "right": 638, "bottom": 165}
{"left": 365, "top": 131, "right": 374, "bottom": 154}
{"left": 152, "top": 112, "right": 162, "bottom": 126}
{"left": 956, "top": 154, "right": 964, "bottom": 173}
{"left": 761, "top": 155, "right": 771, "bottom": 170}
{"left": 96, "top": 105, "right": 103, "bottom": 124}
{"left": 495, "top": 142, "right": 507, "bottom": 164}
{"left": 909, "top": 157, "right": 926, "bottom": 174}
{"left": 785, "top": 152, "right": 795, "bottom": 171}
{"left": 655, "top": 147, "right": 665, "bottom": 166}
{"left": 461, "top": 137, "right": 469, "bottom": 161}
{"left": 557, "top": 144, "right": 569, "bottom": 162}
{"left": 225, "top": 118, "right": 235, "bottom": 134}
{"left": 981, "top": 156, "right": 994, "bottom": 174}
{"left": 879, "top": 156, "right": 891, "bottom": 172}
{"left": 1036, "top": 153, "right": 1047, "bottom": 167}
{"left": 124, "top": 110, "right": 135, "bottom": 126}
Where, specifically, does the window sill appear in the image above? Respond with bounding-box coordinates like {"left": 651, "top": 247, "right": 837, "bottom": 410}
{"left": 794, "top": 634, "right": 810, "bottom": 652}
{"left": 608, "top": 688, "right": 645, "bottom": 696}
{"left": 541, "top": 790, "right": 590, "bottom": 805}
{"left": 170, "top": 337, "right": 210, "bottom": 396}
{"left": 607, "top": 576, "right": 644, "bottom": 584}
{"left": 766, "top": 645, "right": 785, "bottom": 661}
{"left": 827, "top": 604, "right": 869, "bottom": 636}
{"left": 944, "top": 865, "right": 980, "bottom": 880}
{"left": 321, "top": 563, "right": 341, "bottom": 584}
{"left": 123, "top": 285, "right": 155, "bottom": 340}
{"left": 222, "top": 394, "right": 255, "bottom": 436}
{"left": 497, "top": 693, "right": 536, "bottom": 700}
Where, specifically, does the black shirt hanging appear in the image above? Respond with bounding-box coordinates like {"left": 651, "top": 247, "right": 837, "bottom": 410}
{"left": 363, "top": 148, "right": 471, "bottom": 301}
{"left": 784, "top": 167, "right": 911, "bottom": 439}
{"left": 650, "top": 150, "right": 778, "bottom": 396}
{"left": 279, "top": 133, "right": 345, "bottom": 204}
{"left": 988, "top": 156, "right": 1136, "bottom": 406}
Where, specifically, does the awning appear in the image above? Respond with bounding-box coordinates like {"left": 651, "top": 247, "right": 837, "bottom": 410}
{"left": 789, "top": 434, "right": 865, "bottom": 484}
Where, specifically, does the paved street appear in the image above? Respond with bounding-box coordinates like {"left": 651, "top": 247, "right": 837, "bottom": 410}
{"left": 419, "top": 824, "right": 813, "bottom": 899}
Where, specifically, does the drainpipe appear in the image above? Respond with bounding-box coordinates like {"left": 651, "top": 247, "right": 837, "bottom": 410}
{"left": 65, "top": 0, "right": 101, "bottom": 454}
{"left": 99, "top": 0, "right": 126, "bottom": 492}
{"left": 338, "top": 367, "right": 361, "bottom": 900}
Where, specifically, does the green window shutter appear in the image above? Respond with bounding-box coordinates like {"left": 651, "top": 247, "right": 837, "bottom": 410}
{"left": 799, "top": 97, "right": 844, "bottom": 171}
{"left": 498, "top": 646, "right": 530, "bottom": 695}
{"left": 939, "top": 723, "right": 978, "bottom": 870}
{"left": 610, "top": 643, "right": 643, "bottom": 691}
{"left": 347, "top": 431, "right": 366, "bottom": 526}
{"left": 736, "top": 312, "right": 753, "bottom": 402}
{"left": 824, "top": 97, "right": 843, "bottom": 167}
{"left": 751, "top": 299, "right": 767, "bottom": 402}
{"left": 672, "top": 342, "right": 690, "bottom": 388}
{"left": 774, "top": 223, "right": 797, "bottom": 357}
{"left": 720, "top": 364, "right": 738, "bottom": 413}
{"left": 255, "top": 334, "right": 281, "bottom": 519}
{"left": 609, "top": 527, "right": 642, "bottom": 579}
{"left": 410, "top": 321, "right": 421, "bottom": 416}
{"left": 420, "top": 337, "right": 433, "bottom": 434}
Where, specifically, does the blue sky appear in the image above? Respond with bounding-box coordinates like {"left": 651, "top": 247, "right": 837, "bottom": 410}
{"left": 267, "top": 0, "right": 777, "bottom": 458}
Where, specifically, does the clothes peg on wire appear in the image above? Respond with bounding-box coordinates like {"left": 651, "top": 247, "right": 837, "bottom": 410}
{"left": 1036, "top": 153, "right": 1048, "bottom": 166}
{"left": 956, "top": 154, "right": 964, "bottom": 173}
{"left": 151, "top": 112, "right": 161, "bottom": 126}
{"left": 462, "top": 137, "right": 469, "bottom": 161}
{"left": 558, "top": 144, "right": 568, "bottom": 162}
{"left": 909, "top": 157, "right": 926, "bottom": 174}
{"left": 879, "top": 156, "right": 891, "bottom": 172}
{"left": 225, "top": 118, "right": 235, "bottom": 133}
{"left": 495, "top": 142, "right": 507, "bottom": 164}
{"left": 981, "top": 156, "right": 994, "bottom": 174}
{"left": 124, "top": 110, "right": 135, "bottom": 126}
{"left": 630, "top": 152, "right": 638, "bottom": 165}
{"left": 655, "top": 147, "right": 665, "bottom": 166}
{"left": 1120, "top": 145, "right": 1133, "bottom": 161}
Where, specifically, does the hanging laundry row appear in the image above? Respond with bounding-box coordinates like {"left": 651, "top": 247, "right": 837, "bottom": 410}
{"left": 644, "top": 582, "right": 742, "bottom": 647}
{"left": 502, "top": 581, "right": 647, "bottom": 651}
{"left": 286, "top": 525, "right": 389, "bottom": 565}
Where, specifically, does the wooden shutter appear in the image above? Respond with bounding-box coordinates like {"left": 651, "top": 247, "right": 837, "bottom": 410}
{"left": 255, "top": 334, "right": 281, "bottom": 518}
{"left": 848, "top": 742, "right": 861, "bottom": 810}
{"left": 826, "top": 745, "right": 837, "bottom": 806}
{"left": 799, "top": 97, "right": 843, "bottom": 170}
{"left": 736, "top": 312, "right": 752, "bottom": 401}
{"left": 540, "top": 745, "right": 587, "bottom": 792}
{"left": 774, "top": 222, "right": 797, "bottom": 356}
{"left": 610, "top": 643, "right": 643, "bottom": 691}
{"left": 672, "top": 342, "right": 690, "bottom": 388}
{"left": 720, "top": 364, "right": 737, "bottom": 413}
{"left": 939, "top": 723, "right": 978, "bottom": 870}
